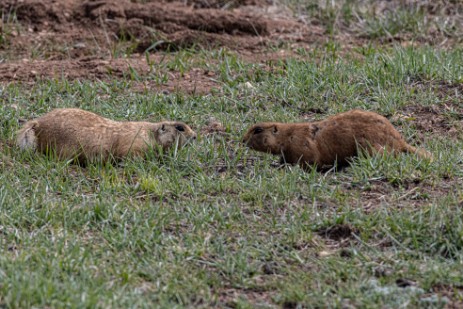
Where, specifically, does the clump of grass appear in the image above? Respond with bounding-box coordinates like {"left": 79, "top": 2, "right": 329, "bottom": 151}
{"left": 284, "top": 0, "right": 463, "bottom": 43}
{"left": 0, "top": 8, "right": 20, "bottom": 56}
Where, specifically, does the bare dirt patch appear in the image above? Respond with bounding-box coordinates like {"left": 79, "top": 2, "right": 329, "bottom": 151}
{"left": 0, "top": 0, "right": 322, "bottom": 91}
{"left": 216, "top": 287, "right": 274, "bottom": 308}
{"left": 428, "top": 283, "right": 463, "bottom": 308}
{"left": 394, "top": 102, "right": 463, "bottom": 139}
{"left": 0, "top": 56, "right": 145, "bottom": 81}
{"left": 344, "top": 177, "right": 459, "bottom": 213}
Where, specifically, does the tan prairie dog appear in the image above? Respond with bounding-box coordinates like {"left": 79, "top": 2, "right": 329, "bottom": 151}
{"left": 17, "top": 108, "right": 196, "bottom": 163}
{"left": 243, "top": 109, "right": 432, "bottom": 169}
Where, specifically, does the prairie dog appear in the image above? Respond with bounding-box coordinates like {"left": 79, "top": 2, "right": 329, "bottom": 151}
{"left": 243, "top": 109, "right": 432, "bottom": 168}
{"left": 17, "top": 108, "right": 196, "bottom": 163}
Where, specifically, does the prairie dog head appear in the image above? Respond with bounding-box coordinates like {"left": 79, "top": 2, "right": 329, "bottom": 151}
{"left": 154, "top": 121, "right": 196, "bottom": 149}
{"left": 242, "top": 123, "right": 283, "bottom": 154}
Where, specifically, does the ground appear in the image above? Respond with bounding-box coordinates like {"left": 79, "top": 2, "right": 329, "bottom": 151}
{"left": 1, "top": 0, "right": 463, "bottom": 308}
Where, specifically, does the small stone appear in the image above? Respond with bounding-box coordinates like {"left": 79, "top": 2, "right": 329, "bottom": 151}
{"left": 74, "top": 42, "right": 86, "bottom": 49}
{"left": 318, "top": 250, "right": 336, "bottom": 257}
{"left": 243, "top": 81, "right": 255, "bottom": 89}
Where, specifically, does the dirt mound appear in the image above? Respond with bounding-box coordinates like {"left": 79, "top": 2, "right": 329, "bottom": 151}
{"left": 162, "top": 0, "right": 271, "bottom": 9}
{"left": 1, "top": 0, "right": 313, "bottom": 52}
{"left": 0, "top": 0, "right": 319, "bottom": 86}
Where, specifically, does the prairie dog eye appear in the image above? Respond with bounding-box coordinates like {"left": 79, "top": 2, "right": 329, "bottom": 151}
{"left": 160, "top": 124, "right": 166, "bottom": 132}
{"left": 175, "top": 125, "right": 185, "bottom": 132}
{"left": 253, "top": 127, "right": 264, "bottom": 134}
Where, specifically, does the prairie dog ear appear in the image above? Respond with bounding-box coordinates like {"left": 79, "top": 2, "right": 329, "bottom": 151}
{"left": 272, "top": 125, "right": 278, "bottom": 134}
{"left": 311, "top": 124, "right": 319, "bottom": 137}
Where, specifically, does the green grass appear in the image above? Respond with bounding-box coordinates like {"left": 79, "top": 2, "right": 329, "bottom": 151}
{"left": 286, "top": 0, "right": 463, "bottom": 41}
{"left": 2, "top": 43, "right": 463, "bottom": 308}
{"left": 0, "top": 9, "right": 19, "bottom": 53}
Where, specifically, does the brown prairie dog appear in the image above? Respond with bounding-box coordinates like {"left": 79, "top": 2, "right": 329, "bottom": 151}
{"left": 17, "top": 108, "right": 196, "bottom": 163}
{"left": 243, "top": 109, "right": 432, "bottom": 168}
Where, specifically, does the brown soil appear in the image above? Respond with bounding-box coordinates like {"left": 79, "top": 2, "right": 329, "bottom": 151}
{"left": 394, "top": 102, "right": 463, "bottom": 139}
{"left": 0, "top": 0, "right": 322, "bottom": 91}
{"left": 344, "top": 177, "right": 459, "bottom": 213}
{"left": 217, "top": 288, "right": 274, "bottom": 308}
{"left": 2, "top": 0, "right": 459, "bottom": 93}
{"left": 429, "top": 283, "right": 463, "bottom": 308}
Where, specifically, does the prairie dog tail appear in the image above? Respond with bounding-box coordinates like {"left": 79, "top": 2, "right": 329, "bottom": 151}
{"left": 16, "top": 120, "right": 38, "bottom": 151}
{"left": 404, "top": 144, "right": 433, "bottom": 162}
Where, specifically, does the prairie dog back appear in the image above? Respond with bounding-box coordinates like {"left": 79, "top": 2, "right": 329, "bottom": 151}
{"left": 243, "top": 109, "right": 432, "bottom": 168}
{"left": 16, "top": 108, "right": 196, "bottom": 163}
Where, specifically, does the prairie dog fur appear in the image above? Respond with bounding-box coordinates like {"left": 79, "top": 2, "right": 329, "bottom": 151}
{"left": 243, "top": 109, "right": 432, "bottom": 168}
{"left": 17, "top": 108, "right": 196, "bottom": 163}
